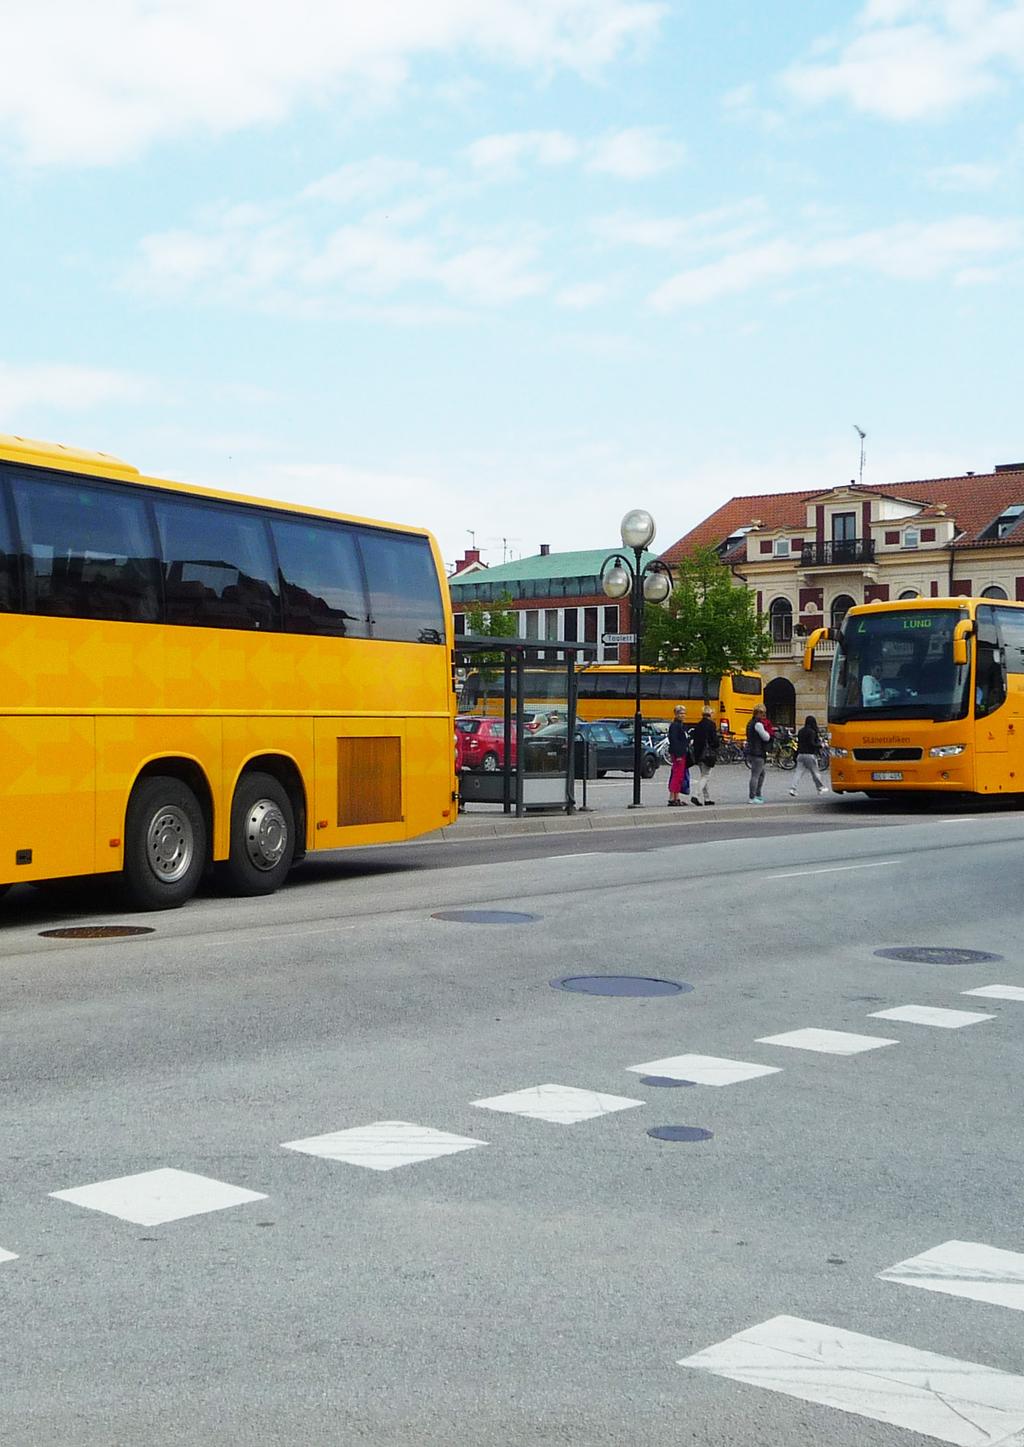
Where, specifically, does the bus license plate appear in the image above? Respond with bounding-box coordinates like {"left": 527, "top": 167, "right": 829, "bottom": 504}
{"left": 872, "top": 771, "right": 903, "bottom": 781}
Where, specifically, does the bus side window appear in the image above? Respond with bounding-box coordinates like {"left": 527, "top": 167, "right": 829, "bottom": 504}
{"left": 975, "top": 606, "right": 1006, "bottom": 717}
{"left": 155, "top": 496, "right": 281, "bottom": 631}
{"left": 0, "top": 480, "right": 19, "bottom": 611}
{"left": 273, "top": 516, "right": 370, "bottom": 638}
{"left": 357, "top": 529, "right": 445, "bottom": 644}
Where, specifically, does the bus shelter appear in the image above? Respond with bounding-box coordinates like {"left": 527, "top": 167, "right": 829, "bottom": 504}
{"left": 453, "top": 638, "right": 598, "bottom": 817}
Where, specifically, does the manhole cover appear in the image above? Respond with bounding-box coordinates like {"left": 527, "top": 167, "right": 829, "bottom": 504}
{"left": 648, "top": 1125, "right": 713, "bottom": 1142}
{"left": 551, "top": 975, "right": 692, "bottom": 997}
{"left": 38, "top": 925, "right": 154, "bottom": 940}
{"left": 873, "top": 946, "right": 1003, "bottom": 965}
{"left": 639, "top": 1075, "right": 697, "bottom": 1087}
{"left": 431, "top": 910, "right": 538, "bottom": 925}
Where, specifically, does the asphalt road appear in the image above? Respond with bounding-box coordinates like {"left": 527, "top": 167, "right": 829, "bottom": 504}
{"left": 2, "top": 798, "right": 1024, "bottom": 1445}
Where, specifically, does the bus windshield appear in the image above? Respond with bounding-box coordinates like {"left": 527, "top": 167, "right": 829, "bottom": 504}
{"left": 829, "top": 608, "right": 970, "bottom": 723}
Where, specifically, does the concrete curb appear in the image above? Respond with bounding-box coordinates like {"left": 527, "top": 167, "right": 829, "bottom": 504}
{"left": 421, "top": 800, "right": 803, "bottom": 843}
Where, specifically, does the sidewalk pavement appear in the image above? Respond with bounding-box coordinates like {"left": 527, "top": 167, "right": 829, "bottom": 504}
{"left": 425, "top": 764, "right": 835, "bottom": 842}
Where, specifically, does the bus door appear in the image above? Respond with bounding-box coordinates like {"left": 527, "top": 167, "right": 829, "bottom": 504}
{"left": 974, "top": 607, "right": 1009, "bottom": 784}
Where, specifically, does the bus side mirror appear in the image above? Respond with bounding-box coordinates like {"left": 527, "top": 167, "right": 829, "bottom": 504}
{"left": 803, "top": 626, "right": 830, "bottom": 672}
{"left": 953, "top": 619, "right": 974, "bottom": 666}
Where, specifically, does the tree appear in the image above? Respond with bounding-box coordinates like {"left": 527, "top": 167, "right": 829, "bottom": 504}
{"left": 641, "top": 545, "right": 771, "bottom": 697}
{"left": 464, "top": 594, "right": 519, "bottom": 710}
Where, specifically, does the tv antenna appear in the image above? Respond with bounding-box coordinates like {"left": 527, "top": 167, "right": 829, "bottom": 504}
{"left": 466, "top": 529, "right": 477, "bottom": 549}
{"left": 853, "top": 425, "right": 866, "bottom": 485}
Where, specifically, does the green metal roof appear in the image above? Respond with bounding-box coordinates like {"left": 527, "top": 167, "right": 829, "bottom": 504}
{"left": 448, "top": 547, "right": 656, "bottom": 590}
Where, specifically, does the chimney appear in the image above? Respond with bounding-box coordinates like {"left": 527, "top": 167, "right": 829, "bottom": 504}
{"left": 539, "top": 543, "right": 550, "bottom": 556}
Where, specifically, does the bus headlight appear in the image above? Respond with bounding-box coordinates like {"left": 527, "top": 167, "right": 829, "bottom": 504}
{"left": 831, "top": 746, "right": 849, "bottom": 758}
{"left": 929, "top": 743, "right": 966, "bottom": 757}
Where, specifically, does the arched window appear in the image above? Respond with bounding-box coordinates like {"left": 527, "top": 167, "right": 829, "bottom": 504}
{"left": 898, "top": 589, "right": 919, "bottom": 601}
{"left": 768, "top": 596, "right": 792, "bottom": 642}
{"left": 831, "top": 594, "right": 855, "bottom": 630}
{"left": 982, "top": 585, "right": 1008, "bottom": 599}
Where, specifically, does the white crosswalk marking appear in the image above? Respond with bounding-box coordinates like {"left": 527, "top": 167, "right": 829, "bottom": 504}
{"left": 49, "top": 1168, "right": 267, "bottom": 1226}
{"left": 963, "top": 986, "right": 1024, "bottom": 1002}
{"left": 0, "top": 1248, "right": 17, "bottom": 1264}
{"left": 869, "top": 1005, "right": 994, "bottom": 1029}
{"left": 281, "top": 1122, "right": 487, "bottom": 1171}
{"left": 880, "top": 1240, "right": 1024, "bottom": 1313}
{"left": 471, "top": 1083, "right": 644, "bottom": 1123}
{"left": 680, "top": 1314, "right": 1024, "bottom": 1445}
{"left": 625, "top": 1053, "right": 781, "bottom": 1086}
{"left": 756, "top": 1028, "right": 898, "bottom": 1055}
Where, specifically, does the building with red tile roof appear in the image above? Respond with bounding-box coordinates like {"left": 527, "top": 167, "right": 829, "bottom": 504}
{"left": 661, "top": 462, "right": 1024, "bottom": 723}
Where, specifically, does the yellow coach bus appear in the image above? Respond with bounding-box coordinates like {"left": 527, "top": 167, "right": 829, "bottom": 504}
{"left": 804, "top": 596, "right": 1024, "bottom": 796}
{"left": 0, "top": 435, "right": 456, "bottom": 910}
{"left": 458, "top": 664, "right": 762, "bottom": 730}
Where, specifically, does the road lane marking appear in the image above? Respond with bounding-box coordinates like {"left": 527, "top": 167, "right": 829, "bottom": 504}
{"left": 679, "top": 1314, "right": 1024, "bottom": 1445}
{"left": 767, "top": 859, "right": 900, "bottom": 879}
{"left": 626, "top": 1054, "right": 781, "bottom": 1087}
{"left": 471, "top": 1083, "right": 645, "bottom": 1124}
{"left": 869, "top": 1004, "right": 994, "bottom": 1029}
{"left": 50, "top": 1168, "right": 267, "bottom": 1226}
{"left": 0, "top": 1248, "right": 17, "bottom": 1264}
{"left": 281, "top": 1122, "right": 487, "bottom": 1172}
{"left": 963, "top": 985, "right": 1024, "bottom": 1001}
{"left": 880, "top": 1240, "right": 1024, "bottom": 1313}
{"left": 756, "top": 1028, "right": 898, "bottom": 1055}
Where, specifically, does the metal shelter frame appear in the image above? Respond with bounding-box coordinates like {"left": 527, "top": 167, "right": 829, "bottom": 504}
{"left": 453, "top": 637, "right": 598, "bottom": 817}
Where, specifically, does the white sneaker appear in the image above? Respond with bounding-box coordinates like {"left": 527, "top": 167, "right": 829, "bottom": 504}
{"left": 788, "top": 788, "right": 797, "bottom": 797}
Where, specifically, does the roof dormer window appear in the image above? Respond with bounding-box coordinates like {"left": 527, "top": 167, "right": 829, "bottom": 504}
{"left": 773, "top": 538, "right": 790, "bottom": 557}
{"left": 990, "top": 504, "right": 1024, "bottom": 539}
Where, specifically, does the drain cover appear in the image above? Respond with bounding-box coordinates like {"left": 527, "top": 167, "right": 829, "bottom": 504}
{"left": 648, "top": 1125, "right": 713, "bottom": 1142}
{"left": 639, "top": 1075, "right": 697, "bottom": 1087}
{"left": 39, "top": 925, "right": 154, "bottom": 940}
{"left": 551, "top": 975, "right": 692, "bottom": 997}
{"left": 431, "top": 909, "right": 538, "bottom": 925}
{"left": 874, "top": 946, "right": 1003, "bottom": 965}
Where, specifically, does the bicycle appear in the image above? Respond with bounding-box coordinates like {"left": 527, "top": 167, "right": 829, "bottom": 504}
{"left": 742, "top": 728, "right": 798, "bottom": 770}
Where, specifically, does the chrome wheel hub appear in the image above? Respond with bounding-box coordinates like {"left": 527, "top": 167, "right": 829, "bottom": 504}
{"left": 146, "top": 806, "right": 194, "bottom": 883}
{"left": 244, "top": 799, "right": 288, "bottom": 871}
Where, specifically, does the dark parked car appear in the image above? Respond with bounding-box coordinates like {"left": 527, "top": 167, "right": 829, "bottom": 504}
{"left": 524, "top": 721, "right": 661, "bottom": 779}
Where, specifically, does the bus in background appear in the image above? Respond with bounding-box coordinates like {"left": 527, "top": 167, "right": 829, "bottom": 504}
{"left": 457, "top": 664, "right": 763, "bottom": 732}
{"left": 804, "top": 596, "right": 1024, "bottom": 797}
{"left": 575, "top": 665, "right": 763, "bottom": 732}
{"left": 0, "top": 434, "right": 455, "bottom": 911}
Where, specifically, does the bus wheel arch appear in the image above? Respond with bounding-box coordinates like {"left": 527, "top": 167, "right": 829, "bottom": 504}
{"left": 122, "top": 763, "right": 212, "bottom": 911}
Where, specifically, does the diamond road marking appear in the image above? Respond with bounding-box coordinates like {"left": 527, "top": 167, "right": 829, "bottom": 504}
{"left": 49, "top": 1168, "right": 267, "bottom": 1226}
{"left": 0, "top": 1248, "right": 17, "bottom": 1265}
{"left": 471, "top": 1083, "right": 645, "bottom": 1123}
{"left": 680, "top": 1314, "right": 1024, "bottom": 1445}
{"left": 963, "top": 985, "right": 1024, "bottom": 1002}
{"left": 869, "top": 1004, "right": 994, "bottom": 1029}
{"left": 880, "top": 1240, "right": 1024, "bottom": 1313}
{"left": 756, "top": 1028, "right": 898, "bottom": 1055}
{"left": 281, "top": 1121, "right": 487, "bottom": 1172}
{"left": 626, "top": 1054, "right": 781, "bottom": 1087}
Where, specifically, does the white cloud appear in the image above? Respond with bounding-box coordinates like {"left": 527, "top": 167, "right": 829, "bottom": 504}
{"left": 587, "top": 126, "right": 685, "bottom": 178}
{"left": 783, "top": 0, "right": 1024, "bottom": 121}
{"left": 555, "top": 281, "right": 613, "bottom": 308}
{"left": 593, "top": 201, "right": 769, "bottom": 252}
{"left": 303, "top": 157, "right": 447, "bottom": 206}
{"left": 651, "top": 215, "right": 1022, "bottom": 307}
{"left": 0, "top": 0, "right": 665, "bottom": 166}
{"left": 0, "top": 361, "right": 149, "bottom": 416}
{"left": 926, "top": 159, "right": 1003, "bottom": 189}
{"left": 465, "top": 131, "right": 581, "bottom": 173}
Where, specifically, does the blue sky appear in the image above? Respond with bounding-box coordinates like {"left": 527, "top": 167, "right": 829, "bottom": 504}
{"left": 1, "top": 0, "right": 1021, "bottom": 570}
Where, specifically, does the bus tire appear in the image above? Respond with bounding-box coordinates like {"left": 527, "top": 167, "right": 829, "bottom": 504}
{"left": 221, "top": 772, "right": 295, "bottom": 897}
{"left": 123, "top": 776, "right": 207, "bottom": 911}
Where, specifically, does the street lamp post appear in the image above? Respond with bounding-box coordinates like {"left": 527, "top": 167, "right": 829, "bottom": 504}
{"left": 601, "top": 510, "right": 673, "bottom": 808}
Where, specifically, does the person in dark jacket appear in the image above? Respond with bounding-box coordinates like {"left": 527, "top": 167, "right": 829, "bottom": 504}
{"left": 667, "top": 705, "right": 691, "bottom": 806}
{"left": 690, "top": 705, "right": 719, "bottom": 806}
{"left": 746, "top": 704, "right": 771, "bottom": 803}
{"left": 789, "top": 714, "right": 829, "bottom": 797}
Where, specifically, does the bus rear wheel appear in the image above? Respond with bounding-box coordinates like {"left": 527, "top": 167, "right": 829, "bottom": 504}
{"left": 221, "top": 772, "right": 295, "bottom": 897}
{"left": 123, "top": 776, "right": 207, "bottom": 911}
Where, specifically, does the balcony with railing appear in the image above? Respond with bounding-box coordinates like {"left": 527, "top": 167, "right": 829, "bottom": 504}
{"left": 800, "top": 539, "right": 875, "bottom": 567}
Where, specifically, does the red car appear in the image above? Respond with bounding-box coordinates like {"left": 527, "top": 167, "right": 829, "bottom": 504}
{"left": 455, "top": 716, "right": 518, "bottom": 772}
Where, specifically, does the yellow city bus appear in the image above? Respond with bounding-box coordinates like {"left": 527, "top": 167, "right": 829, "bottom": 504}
{"left": 804, "top": 596, "right": 1024, "bottom": 796}
{"left": 458, "top": 664, "right": 762, "bottom": 730}
{"left": 0, "top": 434, "right": 456, "bottom": 910}
{"left": 575, "top": 665, "right": 763, "bottom": 730}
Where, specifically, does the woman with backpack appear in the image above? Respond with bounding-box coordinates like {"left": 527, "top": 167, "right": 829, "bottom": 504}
{"left": 690, "top": 705, "right": 719, "bottom": 806}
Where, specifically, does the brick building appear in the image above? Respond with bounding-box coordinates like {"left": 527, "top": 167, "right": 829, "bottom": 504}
{"left": 448, "top": 544, "right": 656, "bottom": 665}
{"left": 661, "top": 462, "right": 1024, "bottom": 725}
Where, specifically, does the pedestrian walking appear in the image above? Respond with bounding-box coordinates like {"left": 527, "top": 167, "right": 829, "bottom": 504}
{"left": 789, "top": 715, "right": 829, "bottom": 798}
{"left": 746, "top": 704, "right": 771, "bottom": 804}
{"left": 666, "top": 705, "right": 691, "bottom": 806}
{"left": 690, "top": 704, "right": 719, "bottom": 806}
